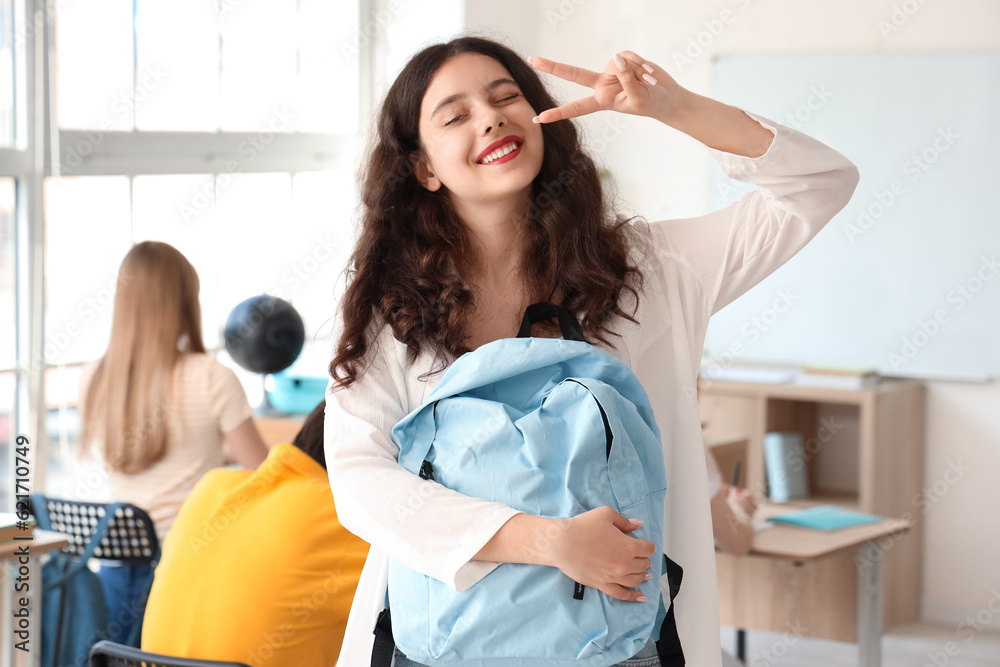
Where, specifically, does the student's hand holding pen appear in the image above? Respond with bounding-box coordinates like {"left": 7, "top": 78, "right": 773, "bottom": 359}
{"left": 726, "top": 485, "right": 758, "bottom": 522}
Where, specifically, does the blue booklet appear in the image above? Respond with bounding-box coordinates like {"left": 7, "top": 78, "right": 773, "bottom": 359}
{"left": 769, "top": 505, "right": 882, "bottom": 531}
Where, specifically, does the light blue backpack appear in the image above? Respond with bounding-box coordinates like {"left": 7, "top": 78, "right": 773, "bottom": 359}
{"left": 376, "top": 304, "right": 684, "bottom": 667}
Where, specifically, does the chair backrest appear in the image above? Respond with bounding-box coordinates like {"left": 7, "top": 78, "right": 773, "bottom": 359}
{"left": 30, "top": 495, "right": 159, "bottom": 564}
{"left": 89, "top": 641, "right": 252, "bottom": 667}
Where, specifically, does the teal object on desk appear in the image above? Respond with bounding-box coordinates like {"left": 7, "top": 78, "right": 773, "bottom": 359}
{"left": 266, "top": 372, "right": 327, "bottom": 413}
{"left": 769, "top": 505, "right": 882, "bottom": 531}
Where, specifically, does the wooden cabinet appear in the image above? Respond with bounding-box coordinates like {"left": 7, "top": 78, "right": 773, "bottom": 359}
{"left": 699, "top": 378, "right": 925, "bottom": 636}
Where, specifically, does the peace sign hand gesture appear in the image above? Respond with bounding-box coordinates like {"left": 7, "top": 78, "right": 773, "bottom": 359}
{"left": 529, "top": 51, "right": 689, "bottom": 124}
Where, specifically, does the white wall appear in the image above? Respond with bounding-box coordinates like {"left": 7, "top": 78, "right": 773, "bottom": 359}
{"left": 466, "top": 0, "right": 1000, "bottom": 628}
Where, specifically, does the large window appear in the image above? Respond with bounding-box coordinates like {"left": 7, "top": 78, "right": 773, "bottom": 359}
{"left": 30, "top": 0, "right": 464, "bottom": 499}
{"left": 0, "top": 0, "right": 13, "bottom": 146}
{"left": 1, "top": 178, "right": 13, "bottom": 370}
{"left": 0, "top": 176, "right": 12, "bottom": 508}
{"left": 0, "top": 0, "right": 22, "bottom": 513}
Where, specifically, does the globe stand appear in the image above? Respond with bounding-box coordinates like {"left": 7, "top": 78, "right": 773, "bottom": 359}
{"left": 253, "top": 374, "right": 289, "bottom": 418}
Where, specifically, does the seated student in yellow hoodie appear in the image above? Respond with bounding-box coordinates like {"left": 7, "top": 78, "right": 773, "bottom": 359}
{"left": 141, "top": 401, "right": 369, "bottom": 667}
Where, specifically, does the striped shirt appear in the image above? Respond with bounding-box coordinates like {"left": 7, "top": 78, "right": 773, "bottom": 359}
{"left": 80, "top": 353, "right": 253, "bottom": 540}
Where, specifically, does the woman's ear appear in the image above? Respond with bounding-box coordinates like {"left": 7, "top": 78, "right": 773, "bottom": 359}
{"left": 410, "top": 153, "right": 442, "bottom": 192}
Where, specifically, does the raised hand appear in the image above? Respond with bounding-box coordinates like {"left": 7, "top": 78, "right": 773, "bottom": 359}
{"left": 529, "top": 50, "right": 688, "bottom": 124}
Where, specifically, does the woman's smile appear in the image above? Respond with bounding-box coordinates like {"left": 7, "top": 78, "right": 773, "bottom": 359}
{"left": 477, "top": 136, "right": 523, "bottom": 165}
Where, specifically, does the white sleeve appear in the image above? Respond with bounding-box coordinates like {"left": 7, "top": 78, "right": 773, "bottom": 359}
{"left": 648, "top": 110, "right": 860, "bottom": 315}
{"left": 324, "top": 326, "right": 521, "bottom": 592}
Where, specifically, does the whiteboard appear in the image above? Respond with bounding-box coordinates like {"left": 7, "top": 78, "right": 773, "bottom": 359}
{"left": 705, "top": 54, "right": 1000, "bottom": 380}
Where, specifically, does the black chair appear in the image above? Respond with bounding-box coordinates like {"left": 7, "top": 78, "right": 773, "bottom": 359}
{"left": 30, "top": 495, "right": 159, "bottom": 563}
{"left": 89, "top": 641, "right": 252, "bottom": 667}
{"left": 30, "top": 495, "right": 161, "bottom": 665}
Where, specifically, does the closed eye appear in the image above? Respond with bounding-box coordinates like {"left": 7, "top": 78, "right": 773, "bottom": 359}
{"left": 444, "top": 93, "right": 520, "bottom": 126}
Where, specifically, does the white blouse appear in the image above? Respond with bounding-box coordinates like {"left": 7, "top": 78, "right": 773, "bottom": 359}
{"left": 324, "top": 110, "right": 859, "bottom": 667}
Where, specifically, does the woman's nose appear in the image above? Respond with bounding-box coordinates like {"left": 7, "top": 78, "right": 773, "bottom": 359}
{"left": 482, "top": 114, "right": 506, "bottom": 135}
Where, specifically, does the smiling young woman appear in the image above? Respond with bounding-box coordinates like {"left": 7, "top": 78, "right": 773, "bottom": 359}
{"left": 325, "top": 35, "right": 859, "bottom": 667}
{"left": 331, "top": 39, "right": 642, "bottom": 386}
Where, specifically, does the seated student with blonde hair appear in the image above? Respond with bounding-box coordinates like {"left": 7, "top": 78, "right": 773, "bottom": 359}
{"left": 141, "top": 401, "right": 369, "bottom": 667}
{"left": 80, "top": 241, "right": 269, "bottom": 644}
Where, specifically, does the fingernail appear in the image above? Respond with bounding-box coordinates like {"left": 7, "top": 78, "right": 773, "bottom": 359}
{"left": 613, "top": 52, "right": 627, "bottom": 72}
{"left": 642, "top": 73, "right": 657, "bottom": 86}
{"left": 527, "top": 56, "right": 535, "bottom": 65}
{"left": 636, "top": 595, "right": 649, "bottom": 602}
{"left": 532, "top": 116, "right": 541, "bottom": 124}
{"left": 642, "top": 63, "right": 654, "bottom": 74}
{"left": 629, "top": 518, "right": 643, "bottom": 526}
{"left": 643, "top": 572, "right": 653, "bottom": 581}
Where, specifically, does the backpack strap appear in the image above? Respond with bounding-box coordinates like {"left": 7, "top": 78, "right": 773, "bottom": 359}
{"left": 37, "top": 501, "right": 126, "bottom": 590}
{"left": 29, "top": 493, "right": 53, "bottom": 530}
{"left": 371, "top": 608, "right": 395, "bottom": 667}
{"left": 517, "top": 303, "right": 585, "bottom": 342}
{"left": 655, "top": 555, "right": 685, "bottom": 666}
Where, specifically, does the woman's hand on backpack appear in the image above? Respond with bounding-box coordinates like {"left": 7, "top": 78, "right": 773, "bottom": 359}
{"left": 548, "top": 506, "right": 656, "bottom": 602}
{"left": 529, "top": 51, "right": 689, "bottom": 125}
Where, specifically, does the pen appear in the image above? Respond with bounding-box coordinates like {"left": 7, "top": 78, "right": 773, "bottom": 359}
{"left": 731, "top": 460, "right": 742, "bottom": 488}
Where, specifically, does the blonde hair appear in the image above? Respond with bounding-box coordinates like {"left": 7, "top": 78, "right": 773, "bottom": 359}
{"left": 81, "top": 241, "right": 206, "bottom": 473}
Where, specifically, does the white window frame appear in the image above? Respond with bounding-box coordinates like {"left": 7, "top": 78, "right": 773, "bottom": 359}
{"left": 9, "top": 0, "right": 395, "bottom": 496}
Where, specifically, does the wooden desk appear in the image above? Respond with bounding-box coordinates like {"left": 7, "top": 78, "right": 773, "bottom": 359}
{"left": 1, "top": 531, "right": 71, "bottom": 667}
{"left": 700, "top": 378, "right": 925, "bottom": 632}
{"left": 256, "top": 415, "right": 306, "bottom": 447}
{"left": 717, "top": 505, "right": 911, "bottom": 667}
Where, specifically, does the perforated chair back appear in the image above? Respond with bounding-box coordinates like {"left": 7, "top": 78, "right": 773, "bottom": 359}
{"left": 30, "top": 495, "right": 159, "bottom": 564}
{"left": 89, "top": 641, "right": 252, "bottom": 667}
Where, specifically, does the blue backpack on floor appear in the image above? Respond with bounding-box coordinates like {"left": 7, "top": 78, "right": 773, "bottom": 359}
{"left": 374, "top": 304, "right": 684, "bottom": 667}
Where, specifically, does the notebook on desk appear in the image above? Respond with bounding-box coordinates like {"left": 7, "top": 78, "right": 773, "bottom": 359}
{"left": 768, "top": 505, "right": 882, "bottom": 531}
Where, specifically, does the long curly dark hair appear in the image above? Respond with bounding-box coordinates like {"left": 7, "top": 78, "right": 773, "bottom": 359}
{"left": 330, "top": 36, "right": 644, "bottom": 387}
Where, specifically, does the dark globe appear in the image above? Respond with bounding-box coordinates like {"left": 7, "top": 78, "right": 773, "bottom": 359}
{"left": 223, "top": 295, "right": 305, "bottom": 375}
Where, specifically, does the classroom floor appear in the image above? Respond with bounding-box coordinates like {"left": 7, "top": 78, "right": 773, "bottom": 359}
{"left": 721, "top": 622, "right": 1000, "bottom": 666}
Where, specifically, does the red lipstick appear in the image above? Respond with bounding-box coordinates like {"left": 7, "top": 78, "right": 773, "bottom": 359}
{"left": 476, "top": 136, "right": 523, "bottom": 165}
